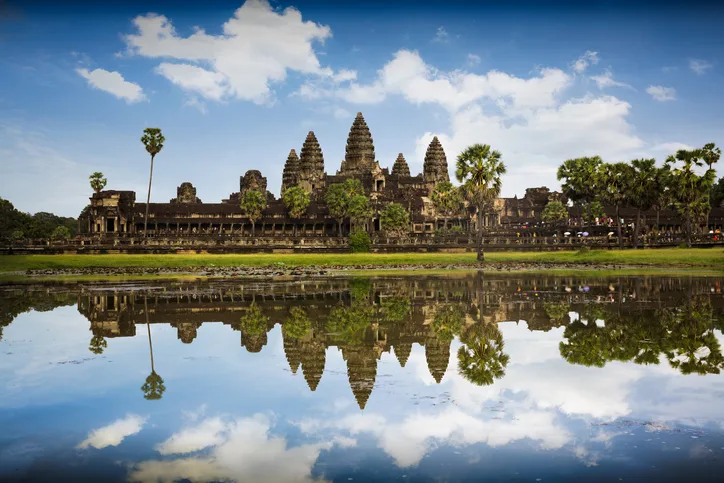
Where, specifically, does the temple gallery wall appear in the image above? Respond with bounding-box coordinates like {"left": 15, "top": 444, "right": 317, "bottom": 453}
{"left": 73, "top": 112, "right": 721, "bottom": 248}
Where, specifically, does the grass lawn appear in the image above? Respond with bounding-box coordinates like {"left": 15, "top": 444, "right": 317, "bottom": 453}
{"left": 0, "top": 248, "right": 722, "bottom": 272}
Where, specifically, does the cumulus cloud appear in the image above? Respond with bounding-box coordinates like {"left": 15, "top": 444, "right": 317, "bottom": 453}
{"left": 77, "top": 414, "right": 147, "bottom": 450}
{"left": 467, "top": 53, "right": 481, "bottom": 66}
{"left": 689, "top": 58, "right": 713, "bottom": 75}
{"left": 76, "top": 68, "right": 146, "bottom": 103}
{"left": 646, "top": 85, "right": 676, "bottom": 102}
{"left": 572, "top": 50, "right": 599, "bottom": 73}
{"left": 123, "top": 0, "right": 344, "bottom": 105}
{"left": 129, "top": 413, "right": 334, "bottom": 483}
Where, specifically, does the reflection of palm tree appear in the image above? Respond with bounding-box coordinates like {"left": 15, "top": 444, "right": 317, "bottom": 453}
{"left": 88, "top": 335, "right": 107, "bottom": 355}
{"left": 141, "top": 296, "right": 165, "bottom": 400}
{"left": 457, "top": 323, "right": 510, "bottom": 386}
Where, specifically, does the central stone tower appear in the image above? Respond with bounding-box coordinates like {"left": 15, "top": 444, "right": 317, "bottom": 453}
{"left": 423, "top": 136, "right": 450, "bottom": 185}
{"left": 339, "top": 112, "right": 376, "bottom": 175}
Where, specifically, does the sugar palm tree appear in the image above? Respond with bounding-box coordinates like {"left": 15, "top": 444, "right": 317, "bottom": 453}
{"left": 455, "top": 144, "right": 506, "bottom": 262}
{"left": 629, "top": 158, "right": 658, "bottom": 248}
{"left": 600, "top": 162, "right": 634, "bottom": 249}
{"left": 140, "top": 128, "right": 165, "bottom": 236}
{"left": 141, "top": 296, "right": 165, "bottom": 400}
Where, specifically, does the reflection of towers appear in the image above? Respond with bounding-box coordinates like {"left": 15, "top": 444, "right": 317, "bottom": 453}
{"left": 425, "top": 337, "right": 451, "bottom": 383}
{"left": 393, "top": 342, "right": 412, "bottom": 368}
{"left": 173, "top": 321, "right": 201, "bottom": 344}
{"left": 282, "top": 329, "right": 302, "bottom": 374}
{"left": 242, "top": 332, "right": 268, "bottom": 353}
{"left": 300, "top": 339, "right": 326, "bottom": 391}
{"left": 342, "top": 345, "right": 379, "bottom": 410}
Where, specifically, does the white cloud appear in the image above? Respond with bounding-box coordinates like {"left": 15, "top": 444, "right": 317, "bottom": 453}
{"left": 130, "top": 413, "right": 334, "bottom": 483}
{"left": 646, "top": 85, "right": 676, "bottom": 102}
{"left": 123, "top": 0, "right": 345, "bottom": 105}
{"left": 77, "top": 414, "right": 147, "bottom": 450}
{"left": 183, "top": 96, "right": 207, "bottom": 114}
{"left": 590, "top": 69, "right": 631, "bottom": 89}
{"left": 432, "top": 26, "right": 449, "bottom": 43}
{"left": 689, "top": 58, "right": 713, "bottom": 75}
{"left": 572, "top": 50, "right": 599, "bottom": 73}
{"left": 76, "top": 68, "right": 146, "bottom": 103}
{"left": 155, "top": 416, "right": 228, "bottom": 455}
{"left": 466, "top": 53, "right": 481, "bottom": 67}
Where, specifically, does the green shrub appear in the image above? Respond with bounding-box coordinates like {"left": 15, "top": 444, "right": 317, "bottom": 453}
{"left": 349, "top": 230, "right": 371, "bottom": 253}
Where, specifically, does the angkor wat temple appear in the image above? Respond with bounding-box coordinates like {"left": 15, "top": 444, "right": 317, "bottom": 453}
{"left": 77, "top": 112, "right": 565, "bottom": 238}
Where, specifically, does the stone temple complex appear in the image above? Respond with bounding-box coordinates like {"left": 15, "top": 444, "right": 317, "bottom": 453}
{"left": 78, "top": 112, "right": 560, "bottom": 238}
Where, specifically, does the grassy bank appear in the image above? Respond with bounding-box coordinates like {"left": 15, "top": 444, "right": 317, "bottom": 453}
{"left": 0, "top": 248, "right": 722, "bottom": 272}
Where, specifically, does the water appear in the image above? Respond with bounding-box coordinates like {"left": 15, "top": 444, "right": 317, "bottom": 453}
{"left": 1, "top": 273, "right": 724, "bottom": 483}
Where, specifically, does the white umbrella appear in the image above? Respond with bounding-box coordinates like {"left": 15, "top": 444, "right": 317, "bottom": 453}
{"left": 564, "top": 232, "right": 571, "bottom": 236}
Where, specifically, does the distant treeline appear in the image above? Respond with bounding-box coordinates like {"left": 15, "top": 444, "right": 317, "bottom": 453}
{"left": 0, "top": 197, "right": 78, "bottom": 242}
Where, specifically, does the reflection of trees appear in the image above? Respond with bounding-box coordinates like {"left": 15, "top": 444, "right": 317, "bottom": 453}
{"left": 379, "top": 296, "right": 411, "bottom": 324}
{"left": 457, "top": 323, "right": 510, "bottom": 386}
{"left": 283, "top": 307, "right": 311, "bottom": 340}
{"left": 142, "top": 296, "right": 165, "bottom": 401}
{"left": 560, "top": 297, "right": 724, "bottom": 375}
{"left": 88, "top": 335, "right": 107, "bottom": 355}
{"left": 0, "top": 291, "right": 76, "bottom": 341}
{"left": 238, "top": 303, "right": 269, "bottom": 353}
{"left": 543, "top": 302, "right": 570, "bottom": 326}
{"left": 431, "top": 303, "right": 466, "bottom": 341}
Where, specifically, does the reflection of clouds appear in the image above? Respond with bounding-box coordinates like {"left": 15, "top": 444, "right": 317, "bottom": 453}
{"left": 298, "top": 407, "right": 570, "bottom": 468}
{"left": 130, "top": 413, "right": 333, "bottom": 483}
{"left": 77, "top": 414, "right": 146, "bottom": 450}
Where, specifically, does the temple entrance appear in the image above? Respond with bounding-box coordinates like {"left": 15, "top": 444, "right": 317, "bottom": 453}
{"left": 106, "top": 218, "right": 115, "bottom": 232}
{"left": 375, "top": 179, "right": 384, "bottom": 192}
{"left": 374, "top": 219, "right": 380, "bottom": 231}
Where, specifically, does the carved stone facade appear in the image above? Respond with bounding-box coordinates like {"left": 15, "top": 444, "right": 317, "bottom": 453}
{"left": 77, "top": 111, "right": 570, "bottom": 238}
{"left": 170, "top": 182, "right": 201, "bottom": 204}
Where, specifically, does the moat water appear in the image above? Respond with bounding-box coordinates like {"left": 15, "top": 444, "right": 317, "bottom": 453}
{"left": 1, "top": 273, "right": 724, "bottom": 483}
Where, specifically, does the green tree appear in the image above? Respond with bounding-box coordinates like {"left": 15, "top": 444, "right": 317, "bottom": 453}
{"left": 240, "top": 190, "right": 267, "bottom": 237}
{"left": 666, "top": 146, "right": 718, "bottom": 247}
{"left": 557, "top": 156, "right": 604, "bottom": 228}
{"left": 324, "top": 179, "right": 365, "bottom": 236}
{"left": 348, "top": 194, "right": 371, "bottom": 232}
{"left": 710, "top": 177, "right": 724, "bottom": 209}
{"left": 651, "top": 165, "right": 672, "bottom": 232}
{"left": 239, "top": 303, "right": 269, "bottom": 336}
{"left": 282, "top": 186, "right": 310, "bottom": 236}
{"left": 380, "top": 203, "right": 410, "bottom": 237}
{"left": 458, "top": 323, "right": 510, "bottom": 386}
{"left": 51, "top": 225, "right": 71, "bottom": 240}
{"left": 702, "top": 143, "right": 721, "bottom": 228}
{"left": 455, "top": 144, "right": 507, "bottom": 262}
{"left": 599, "top": 162, "right": 634, "bottom": 249}
{"left": 88, "top": 335, "right": 107, "bottom": 355}
{"left": 540, "top": 200, "right": 568, "bottom": 235}
{"left": 431, "top": 181, "right": 463, "bottom": 230}
{"left": 140, "top": 128, "right": 165, "bottom": 236}
{"left": 349, "top": 229, "right": 371, "bottom": 252}
{"left": 379, "top": 297, "right": 411, "bottom": 323}
{"left": 629, "top": 158, "right": 658, "bottom": 247}
{"left": 89, "top": 172, "right": 107, "bottom": 193}
{"left": 283, "top": 306, "right": 311, "bottom": 340}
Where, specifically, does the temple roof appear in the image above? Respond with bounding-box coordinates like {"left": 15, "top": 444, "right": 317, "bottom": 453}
{"left": 341, "top": 112, "right": 376, "bottom": 174}
{"left": 425, "top": 337, "right": 450, "bottom": 384}
{"left": 299, "top": 132, "right": 325, "bottom": 176}
{"left": 391, "top": 153, "right": 411, "bottom": 177}
{"left": 423, "top": 136, "right": 450, "bottom": 183}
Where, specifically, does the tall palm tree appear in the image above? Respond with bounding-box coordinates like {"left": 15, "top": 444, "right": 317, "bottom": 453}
{"left": 629, "top": 158, "right": 658, "bottom": 248}
{"left": 702, "top": 143, "right": 721, "bottom": 230}
{"left": 600, "top": 162, "right": 634, "bottom": 249}
{"left": 140, "top": 128, "right": 165, "bottom": 236}
{"left": 141, "top": 295, "right": 165, "bottom": 400}
{"left": 455, "top": 144, "right": 506, "bottom": 262}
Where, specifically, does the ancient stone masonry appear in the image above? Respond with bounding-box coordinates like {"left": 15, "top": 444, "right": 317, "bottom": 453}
{"left": 339, "top": 112, "right": 377, "bottom": 176}
{"left": 298, "top": 131, "right": 326, "bottom": 199}
{"left": 170, "top": 182, "right": 201, "bottom": 204}
{"left": 391, "top": 153, "right": 411, "bottom": 177}
{"left": 77, "top": 111, "right": 583, "bottom": 239}
{"left": 281, "top": 149, "right": 300, "bottom": 194}
{"left": 423, "top": 136, "right": 450, "bottom": 184}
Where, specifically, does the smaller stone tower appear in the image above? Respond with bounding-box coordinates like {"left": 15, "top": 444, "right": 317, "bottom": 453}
{"left": 423, "top": 136, "right": 450, "bottom": 185}
{"left": 298, "top": 131, "right": 326, "bottom": 198}
{"left": 281, "top": 149, "right": 300, "bottom": 194}
{"left": 391, "top": 153, "right": 411, "bottom": 177}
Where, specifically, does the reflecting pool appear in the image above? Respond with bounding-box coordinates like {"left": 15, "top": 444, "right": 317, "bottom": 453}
{"left": 1, "top": 273, "right": 724, "bottom": 482}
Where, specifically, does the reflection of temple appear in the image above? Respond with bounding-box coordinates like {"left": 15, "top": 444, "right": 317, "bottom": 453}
{"left": 68, "top": 275, "right": 724, "bottom": 408}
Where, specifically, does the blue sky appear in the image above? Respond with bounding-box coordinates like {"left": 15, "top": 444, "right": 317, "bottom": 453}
{"left": 1, "top": 0, "right": 723, "bottom": 217}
